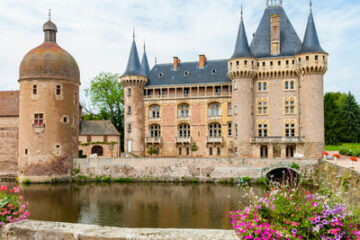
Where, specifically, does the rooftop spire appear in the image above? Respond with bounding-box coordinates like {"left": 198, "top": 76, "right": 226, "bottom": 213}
{"left": 133, "top": 27, "right": 135, "bottom": 41}
{"left": 300, "top": 4, "right": 325, "bottom": 53}
{"left": 122, "top": 33, "right": 143, "bottom": 77}
{"left": 141, "top": 41, "right": 150, "bottom": 76}
{"left": 266, "top": 0, "right": 282, "bottom": 8}
{"left": 231, "top": 7, "right": 252, "bottom": 58}
{"left": 43, "top": 10, "right": 57, "bottom": 42}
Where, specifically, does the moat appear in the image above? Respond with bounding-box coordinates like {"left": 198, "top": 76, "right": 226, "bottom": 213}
{"left": 1, "top": 182, "right": 267, "bottom": 229}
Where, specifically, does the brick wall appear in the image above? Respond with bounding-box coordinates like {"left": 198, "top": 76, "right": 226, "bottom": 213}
{"left": 0, "top": 117, "right": 19, "bottom": 177}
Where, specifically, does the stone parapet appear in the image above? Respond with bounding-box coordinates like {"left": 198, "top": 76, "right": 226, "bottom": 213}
{"left": 0, "top": 220, "right": 238, "bottom": 240}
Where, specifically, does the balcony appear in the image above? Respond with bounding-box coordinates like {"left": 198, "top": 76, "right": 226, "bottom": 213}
{"left": 208, "top": 115, "right": 221, "bottom": 121}
{"left": 206, "top": 136, "right": 223, "bottom": 144}
{"left": 251, "top": 136, "right": 304, "bottom": 144}
{"left": 32, "top": 123, "right": 45, "bottom": 133}
{"left": 145, "top": 137, "right": 162, "bottom": 144}
{"left": 175, "top": 136, "right": 192, "bottom": 144}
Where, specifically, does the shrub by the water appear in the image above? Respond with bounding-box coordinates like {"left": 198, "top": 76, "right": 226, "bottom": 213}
{"left": 229, "top": 186, "right": 360, "bottom": 239}
{"left": 0, "top": 185, "right": 30, "bottom": 225}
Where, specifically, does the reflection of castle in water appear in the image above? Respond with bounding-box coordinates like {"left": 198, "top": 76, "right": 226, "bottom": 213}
{"left": 17, "top": 183, "right": 266, "bottom": 229}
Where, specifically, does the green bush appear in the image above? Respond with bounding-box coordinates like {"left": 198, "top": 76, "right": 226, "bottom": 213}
{"left": 103, "top": 176, "right": 111, "bottom": 182}
{"left": 290, "top": 162, "right": 300, "bottom": 170}
{"left": 191, "top": 178, "right": 199, "bottom": 183}
{"left": 229, "top": 178, "right": 235, "bottom": 184}
{"left": 73, "top": 168, "right": 80, "bottom": 174}
{"left": 191, "top": 142, "right": 198, "bottom": 152}
{"left": 255, "top": 177, "right": 267, "bottom": 185}
{"left": 242, "top": 177, "right": 251, "bottom": 183}
{"left": 23, "top": 179, "right": 31, "bottom": 184}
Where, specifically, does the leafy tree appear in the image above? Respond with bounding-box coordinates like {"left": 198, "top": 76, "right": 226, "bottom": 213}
{"left": 324, "top": 93, "right": 343, "bottom": 145}
{"left": 341, "top": 92, "right": 360, "bottom": 143}
{"left": 84, "top": 72, "right": 124, "bottom": 149}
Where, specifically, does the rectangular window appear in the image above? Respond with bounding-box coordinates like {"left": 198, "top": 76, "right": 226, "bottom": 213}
{"left": 56, "top": 145, "right": 61, "bottom": 156}
{"left": 258, "top": 81, "right": 268, "bottom": 92}
{"left": 179, "top": 147, "right": 182, "bottom": 156}
{"left": 87, "top": 136, "right": 91, "bottom": 142}
{"left": 128, "top": 88, "right": 132, "bottom": 96}
{"left": 290, "top": 81, "right": 294, "bottom": 90}
{"left": 128, "top": 106, "right": 131, "bottom": 114}
{"left": 56, "top": 85, "right": 61, "bottom": 96}
{"left": 128, "top": 124, "right": 132, "bottom": 133}
{"left": 186, "top": 147, "right": 190, "bottom": 156}
{"left": 33, "top": 85, "right": 37, "bottom": 95}
{"left": 263, "top": 82, "right": 267, "bottom": 91}
{"left": 184, "top": 88, "right": 189, "bottom": 96}
{"left": 215, "top": 87, "right": 221, "bottom": 95}
{"left": 258, "top": 82, "right": 262, "bottom": 91}
{"left": 235, "top": 124, "right": 238, "bottom": 137}
{"left": 104, "top": 136, "right": 108, "bottom": 143}
{"left": 234, "top": 81, "right": 238, "bottom": 90}
{"left": 285, "top": 123, "right": 296, "bottom": 137}
{"left": 285, "top": 81, "right": 289, "bottom": 90}
{"left": 234, "top": 106, "right": 238, "bottom": 115}
{"left": 228, "top": 122, "right": 232, "bottom": 137}
{"left": 257, "top": 99, "right": 268, "bottom": 115}
{"left": 227, "top": 103, "right": 232, "bottom": 116}
{"left": 74, "top": 92, "right": 78, "bottom": 104}
{"left": 25, "top": 149, "right": 28, "bottom": 155}
{"left": 34, "top": 113, "right": 44, "bottom": 126}
{"left": 217, "top": 147, "right": 221, "bottom": 156}
{"left": 284, "top": 80, "right": 295, "bottom": 90}
{"left": 258, "top": 124, "right": 268, "bottom": 137}
{"left": 209, "top": 147, "right": 213, "bottom": 156}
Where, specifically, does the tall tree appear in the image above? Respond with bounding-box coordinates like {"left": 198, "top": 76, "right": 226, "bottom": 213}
{"left": 341, "top": 92, "right": 360, "bottom": 143}
{"left": 84, "top": 72, "right": 124, "bottom": 149}
{"left": 324, "top": 93, "right": 343, "bottom": 145}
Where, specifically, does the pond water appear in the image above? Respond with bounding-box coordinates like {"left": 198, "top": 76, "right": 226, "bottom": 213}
{"left": 2, "top": 182, "right": 267, "bottom": 229}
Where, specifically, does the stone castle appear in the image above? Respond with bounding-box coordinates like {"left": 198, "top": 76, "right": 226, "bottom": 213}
{"left": 120, "top": 0, "right": 328, "bottom": 159}
{"left": 0, "top": 1, "right": 327, "bottom": 182}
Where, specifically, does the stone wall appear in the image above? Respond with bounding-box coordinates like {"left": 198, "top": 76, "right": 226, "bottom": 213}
{"left": 1, "top": 220, "right": 237, "bottom": 240}
{"left": 0, "top": 117, "right": 19, "bottom": 178}
{"left": 73, "top": 157, "right": 318, "bottom": 182}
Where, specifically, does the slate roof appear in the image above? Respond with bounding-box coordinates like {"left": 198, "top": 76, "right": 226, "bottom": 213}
{"left": 146, "top": 59, "right": 231, "bottom": 87}
{"left": 232, "top": 16, "right": 252, "bottom": 58}
{"left": 122, "top": 41, "right": 144, "bottom": 77}
{"left": 250, "top": 6, "right": 302, "bottom": 58}
{"left": 300, "top": 12, "right": 324, "bottom": 54}
{"left": 0, "top": 91, "right": 20, "bottom": 117}
{"left": 80, "top": 120, "right": 120, "bottom": 136}
{"left": 141, "top": 47, "right": 151, "bottom": 76}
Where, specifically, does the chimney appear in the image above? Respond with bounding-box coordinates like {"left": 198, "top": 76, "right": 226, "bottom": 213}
{"left": 173, "top": 57, "right": 180, "bottom": 70}
{"left": 270, "top": 14, "right": 281, "bottom": 56}
{"left": 199, "top": 54, "right": 207, "bottom": 68}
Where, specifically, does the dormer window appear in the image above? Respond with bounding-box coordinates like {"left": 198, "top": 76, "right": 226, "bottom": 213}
{"left": 315, "top": 55, "right": 318, "bottom": 61}
{"left": 306, "top": 56, "right": 309, "bottom": 61}
{"left": 211, "top": 69, "right": 216, "bottom": 75}
{"left": 278, "top": 61, "right": 281, "bottom": 66}
{"left": 184, "top": 71, "right": 189, "bottom": 77}
{"left": 262, "top": 62, "right": 266, "bottom": 67}
{"left": 158, "top": 73, "right": 164, "bottom": 78}
{"left": 244, "top": 60, "right": 248, "bottom": 65}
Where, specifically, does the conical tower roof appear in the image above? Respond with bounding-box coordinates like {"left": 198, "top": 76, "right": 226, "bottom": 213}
{"left": 122, "top": 38, "right": 143, "bottom": 77}
{"left": 231, "top": 11, "right": 252, "bottom": 58}
{"left": 300, "top": 7, "right": 324, "bottom": 53}
{"left": 141, "top": 44, "right": 150, "bottom": 76}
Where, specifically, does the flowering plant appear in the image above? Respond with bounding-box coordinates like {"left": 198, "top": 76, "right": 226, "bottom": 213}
{"left": 322, "top": 152, "right": 329, "bottom": 156}
{"left": 0, "top": 185, "right": 30, "bottom": 226}
{"left": 349, "top": 157, "right": 358, "bottom": 162}
{"left": 333, "top": 153, "right": 341, "bottom": 159}
{"left": 229, "top": 187, "right": 360, "bottom": 239}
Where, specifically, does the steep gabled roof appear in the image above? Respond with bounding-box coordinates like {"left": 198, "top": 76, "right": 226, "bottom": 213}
{"left": 231, "top": 14, "right": 252, "bottom": 58}
{"left": 80, "top": 120, "right": 120, "bottom": 136}
{"left": 122, "top": 41, "right": 143, "bottom": 77}
{"left": 250, "top": 6, "right": 302, "bottom": 58}
{"left": 300, "top": 11, "right": 325, "bottom": 53}
{"left": 0, "top": 91, "right": 20, "bottom": 117}
{"left": 146, "top": 59, "right": 230, "bottom": 87}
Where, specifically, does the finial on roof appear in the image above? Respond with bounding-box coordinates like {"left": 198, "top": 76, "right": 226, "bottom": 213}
{"left": 144, "top": 40, "right": 146, "bottom": 52}
{"left": 266, "top": 0, "right": 282, "bottom": 8}
{"left": 240, "top": 3, "right": 243, "bottom": 20}
{"left": 310, "top": 0, "right": 313, "bottom": 14}
{"left": 48, "top": 9, "right": 51, "bottom": 20}
{"left": 155, "top": 57, "right": 157, "bottom": 65}
{"left": 133, "top": 27, "right": 135, "bottom": 41}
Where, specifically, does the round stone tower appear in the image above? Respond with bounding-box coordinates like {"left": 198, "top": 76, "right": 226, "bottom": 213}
{"left": 120, "top": 37, "right": 147, "bottom": 157}
{"left": 297, "top": 6, "right": 328, "bottom": 158}
{"left": 18, "top": 16, "right": 80, "bottom": 183}
{"left": 228, "top": 12, "right": 257, "bottom": 158}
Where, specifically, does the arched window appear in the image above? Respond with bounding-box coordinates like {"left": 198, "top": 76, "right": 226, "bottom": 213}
{"left": 91, "top": 145, "right": 103, "bottom": 156}
{"left": 149, "top": 124, "right": 161, "bottom": 137}
{"left": 178, "top": 124, "right": 190, "bottom": 138}
{"left": 149, "top": 105, "right": 160, "bottom": 119}
{"left": 208, "top": 103, "right": 221, "bottom": 117}
{"left": 178, "top": 104, "right": 190, "bottom": 118}
{"left": 208, "top": 123, "right": 221, "bottom": 137}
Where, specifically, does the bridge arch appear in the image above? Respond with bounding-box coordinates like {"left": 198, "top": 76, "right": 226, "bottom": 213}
{"left": 265, "top": 167, "right": 300, "bottom": 184}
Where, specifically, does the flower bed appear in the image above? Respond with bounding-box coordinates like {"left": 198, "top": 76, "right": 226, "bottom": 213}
{"left": 0, "top": 185, "right": 30, "bottom": 225}
{"left": 229, "top": 187, "right": 360, "bottom": 239}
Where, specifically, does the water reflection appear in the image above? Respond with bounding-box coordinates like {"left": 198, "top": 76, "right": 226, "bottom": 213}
{"left": 5, "top": 183, "right": 267, "bottom": 229}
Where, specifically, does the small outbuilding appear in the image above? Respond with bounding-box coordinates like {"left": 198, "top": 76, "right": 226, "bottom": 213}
{"left": 79, "top": 120, "right": 121, "bottom": 158}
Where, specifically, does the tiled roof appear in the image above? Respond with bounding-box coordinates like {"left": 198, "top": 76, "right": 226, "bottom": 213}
{"left": 146, "top": 59, "right": 231, "bottom": 87}
{"left": 141, "top": 47, "right": 151, "bottom": 76}
{"left": 0, "top": 91, "right": 20, "bottom": 117}
{"left": 231, "top": 16, "right": 252, "bottom": 58}
{"left": 80, "top": 120, "right": 120, "bottom": 136}
{"left": 250, "top": 6, "right": 302, "bottom": 58}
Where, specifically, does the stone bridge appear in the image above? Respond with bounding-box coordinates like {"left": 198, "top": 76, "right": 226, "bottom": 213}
{"left": 74, "top": 158, "right": 320, "bottom": 182}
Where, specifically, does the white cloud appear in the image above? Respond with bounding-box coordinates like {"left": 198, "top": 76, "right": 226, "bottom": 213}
{"left": 0, "top": 0, "right": 359, "bottom": 102}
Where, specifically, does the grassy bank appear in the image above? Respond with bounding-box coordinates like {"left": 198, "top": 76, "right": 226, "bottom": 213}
{"left": 325, "top": 143, "right": 360, "bottom": 151}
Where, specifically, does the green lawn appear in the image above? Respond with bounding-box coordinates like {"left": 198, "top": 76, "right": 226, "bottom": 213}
{"left": 325, "top": 143, "right": 360, "bottom": 151}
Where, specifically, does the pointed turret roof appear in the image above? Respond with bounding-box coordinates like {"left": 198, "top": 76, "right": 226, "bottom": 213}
{"left": 122, "top": 38, "right": 143, "bottom": 77}
{"left": 231, "top": 11, "right": 252, "bottom": 58}
{"left": 141, "top": 43, "right": 150, "bottom": 76}
{"left": 300, "top": 7, "right": 324, "bottom": 53}
{"left": 250, "top": 6, "right": 302, "bottom": 58}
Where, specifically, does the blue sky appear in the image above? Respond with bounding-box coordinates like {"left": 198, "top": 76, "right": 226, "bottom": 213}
{"left": 0, "top": 0, "right": 359, "bottom": 102}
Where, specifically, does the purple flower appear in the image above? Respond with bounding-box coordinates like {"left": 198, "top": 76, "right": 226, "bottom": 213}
{"left": 292, "top": 228, "right": 298, "bottom": 234}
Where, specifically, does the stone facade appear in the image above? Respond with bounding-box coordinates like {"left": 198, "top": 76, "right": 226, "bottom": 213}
{"left": 79, "top": 135, "right": 120, "bottom": 158}
{"left": 121, "top": 2, "right": 328, "bottom": 159}
{"left": 0, "top": 117, "right": 18, "bottom": 177}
